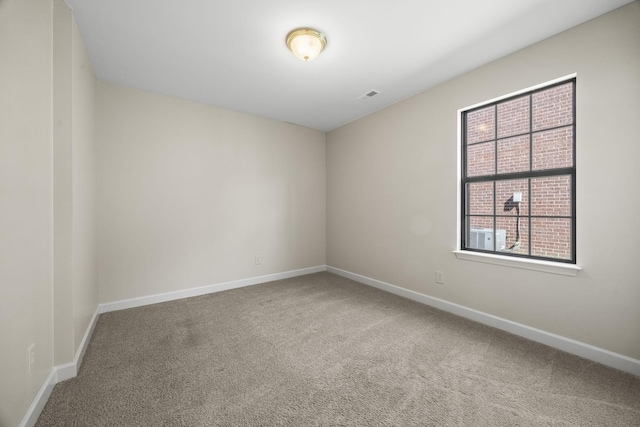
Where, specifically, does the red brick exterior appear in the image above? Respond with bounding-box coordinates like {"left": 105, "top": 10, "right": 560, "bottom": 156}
{"left": 464, "top": 82, "right": 574, "bottom": 260}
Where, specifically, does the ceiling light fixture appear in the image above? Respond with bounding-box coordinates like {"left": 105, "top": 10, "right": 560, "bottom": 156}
{"left": 286, "top": 28, "right": 327, "bottom": 62}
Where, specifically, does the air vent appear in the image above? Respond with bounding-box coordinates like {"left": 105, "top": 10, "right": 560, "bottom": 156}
{"left": 357, "top": 90, "right": 380, "bottom": 100}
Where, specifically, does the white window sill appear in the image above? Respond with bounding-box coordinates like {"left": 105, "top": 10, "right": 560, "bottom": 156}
{"left": 452, "top": 250, "right": 581, "bottom": 276}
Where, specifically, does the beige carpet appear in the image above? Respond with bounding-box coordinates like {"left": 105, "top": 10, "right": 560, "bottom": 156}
{"left": 37, "top": 272, "right": 640, "bottom": 426}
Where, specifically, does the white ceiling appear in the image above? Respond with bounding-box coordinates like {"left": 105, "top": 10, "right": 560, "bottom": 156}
{"left": 66, "top": 0, "right": 633, "bottom": 132}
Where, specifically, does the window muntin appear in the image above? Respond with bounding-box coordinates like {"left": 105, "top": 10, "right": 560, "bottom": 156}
{"left": 461, "top": 79, "right": 576, "bottom": 263}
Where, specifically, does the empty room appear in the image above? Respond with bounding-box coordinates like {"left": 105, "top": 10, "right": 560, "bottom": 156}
{"left": 1, "top": 0, "right": 640, "bottom": 425}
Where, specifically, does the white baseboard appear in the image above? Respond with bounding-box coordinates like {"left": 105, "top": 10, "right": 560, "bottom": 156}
{"left": 18, "top": 369, "right": 56, "bottom": 427}
{"left": 19, "top": 306, "right": 101, "bottom": 427}
{"left": 56, "top": 306, "right": 100, "bottom": 382}
{"left": 99, "top": 265, "right": 328, "bottom": 314}
{"left": 327, "top": 266, "right": 640, "bottom": 377}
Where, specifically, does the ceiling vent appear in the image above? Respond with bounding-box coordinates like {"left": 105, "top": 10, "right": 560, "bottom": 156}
{"left": 357, "top": 90, "right": 380, "bottom": 100}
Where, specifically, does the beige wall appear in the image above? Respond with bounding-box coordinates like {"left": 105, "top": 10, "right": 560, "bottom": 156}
{"left": 0, "top": 0, "right": 54, "bottom": 425}
{"left": 53, "top": 0, "right": 74, "bottom": 366}
{"left": 327, "top": 3, "right": 640, "bottom": 360}
{"left": 71, "top": 10, "right": 98, "bottom": 357}
{"left": 53, "top": 0, "right": 98, "bottom": 367}
{"left": 97, "top": 83, "right": 326, "bottom": 303}
{"left": 0, "top": 1, "right": 98, "bottom": 425}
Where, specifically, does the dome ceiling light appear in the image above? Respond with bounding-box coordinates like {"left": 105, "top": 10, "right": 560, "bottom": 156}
{"left": 286, "top": 28, "right": 327, "bottom": 62}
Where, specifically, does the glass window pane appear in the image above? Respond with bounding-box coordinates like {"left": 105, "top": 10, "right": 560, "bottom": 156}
{"left": 467, "top": 182, "right": 494, "bottom": 215}
{"left": 532, "top": 83, "right": 573, "bottom": 131}
{"left": 497, "top": 135, "right": 530, "bottom": 174}
{"left": 469, "top": 216, "right": 493, "bottom": 230}
{"left": 496, "top": 179, "right": 528, "bottom": 216}
{"left": 497, "top": 96, "right": 529, "bottom": 138}
{"left": 531, "top": 218, "right": 572, "bottom": 260}
{"left": 496, "top": 216, "right": 529, "bottom": 255}
{"left": 532, "top": 127, "right": 573, "bottom": 171}
{"left": 467, "top": 142, "right": 495, "bottom": 177}
{"left": 467, "top": 216, "right": 494, "bottom": 250}
{"left": 466, "top": 106, "right": 495, "bottom": 144}
{"left": 531, "top": 176, "right": 571, "bottom": 217}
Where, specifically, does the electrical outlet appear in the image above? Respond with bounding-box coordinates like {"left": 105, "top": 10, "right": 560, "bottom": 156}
{"left": 255, "top": 255, "right": 262, "bottom": 265}
{"left": 435, "top": 271, "right": 445, "bottom": 284}
{"left": 27, "top": 343, "right": 35, "bottom": 374}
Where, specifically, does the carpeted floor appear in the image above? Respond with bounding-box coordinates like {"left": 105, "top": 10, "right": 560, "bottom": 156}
{"left": 37, "top": 272, "right": 640, "bottom": 426}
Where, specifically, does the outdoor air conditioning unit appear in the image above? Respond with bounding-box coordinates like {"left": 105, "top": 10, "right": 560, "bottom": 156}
{"left": 469, "top": 228, "right": 506, "bottom": 251}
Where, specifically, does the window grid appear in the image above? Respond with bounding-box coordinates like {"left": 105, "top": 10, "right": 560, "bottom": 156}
{"left": 461, "top": 79, "right": 576, "bottom": 263}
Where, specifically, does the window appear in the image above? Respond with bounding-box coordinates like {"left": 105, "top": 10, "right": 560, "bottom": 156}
{"left": 461, "top": 78, "right": 576, "bottom": 263}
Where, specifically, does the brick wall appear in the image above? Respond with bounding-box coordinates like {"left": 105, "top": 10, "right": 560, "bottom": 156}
{"left": 465, "top": 82, "right": 574, "bottom": 260}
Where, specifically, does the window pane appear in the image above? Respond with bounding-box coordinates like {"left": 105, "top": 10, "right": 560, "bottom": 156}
{"left": 467, "top": 182, "right": 493, "bottom": 215}
{"left": 532, "top": 83, "right": 573, "bottom": 131}
{"left": 531, "top": 218, "right": 572, "bottom": 260}
{"left": 532, "top": 127, "right": 573, "bottom": 171}
{"left": 466, "top": 106, "right": 495, "bottom": 144}
{"left": 467, "top": 142, "right": 495, "bottom": 177}
{"left": 497, "top": 135, "right": 530, "bottom": 174}
{"left": 469, "top": 216, "right": 493, "bottom": 229}
{"left": 467, "top": 216, "right": 495, "bottom": 251}
{"left": 531, "top": 175, "right": 571, "bottom": 217}
{"left": 497, "top": 96, "right": 529, "bottom": 138}
{"left": 496, "top": 216, "right": 529, "bottom": 255}
{"left": 496, "top": 179, "right": 528, "bottom": 216}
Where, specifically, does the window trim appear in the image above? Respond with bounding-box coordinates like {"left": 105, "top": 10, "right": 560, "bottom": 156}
{"left": 452, "top": 250, "right": 581, "bottom": 276}
{"left": 456, "top": 74, "right": 579, "bottom": 270}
